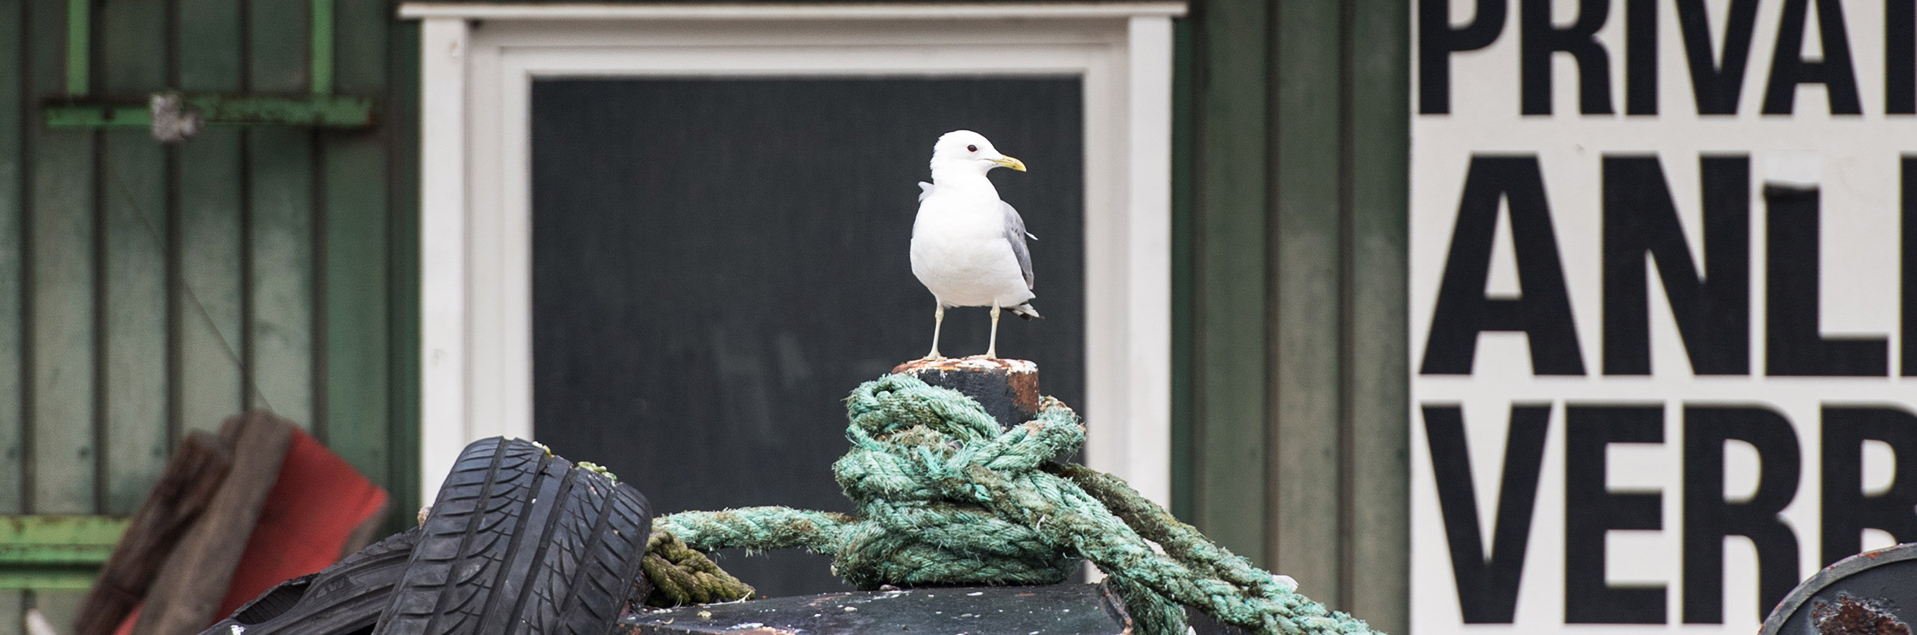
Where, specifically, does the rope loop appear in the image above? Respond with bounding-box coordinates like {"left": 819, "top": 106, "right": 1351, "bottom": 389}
{"left": 648, "top": 374, "right": 1381, "bottom": 635}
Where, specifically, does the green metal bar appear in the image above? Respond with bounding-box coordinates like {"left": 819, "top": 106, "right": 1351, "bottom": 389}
{"left": 0, "top": 515, "right": 127, "bottom": 565}
{"left": 43, "top": 104, "right": 147, "bottom": 128}
{"left": 0, "top": 566, "right": 104, "bottom": 590}
{"left": 66, "top": 0, "right": 89, "bottom": 94}
{"left": 0, "top": 516, "right": 127, "bottom": 590}
{"left": 43, "top": 94, "right": 378, "bottom": 129}
{"left": 311, "top": 0, "right": 335, "bottom": 95}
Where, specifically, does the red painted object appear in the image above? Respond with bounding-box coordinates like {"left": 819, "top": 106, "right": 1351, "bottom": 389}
{"left": 113, "top": 428, "right": 387, "bottom": 634}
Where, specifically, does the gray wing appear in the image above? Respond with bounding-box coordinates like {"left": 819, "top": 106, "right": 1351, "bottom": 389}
{"left": 1003, "top": 201, "right": 1035, "bottom": 290}
{"left": 917, "top": 181, "right": 935, "bottom": 202}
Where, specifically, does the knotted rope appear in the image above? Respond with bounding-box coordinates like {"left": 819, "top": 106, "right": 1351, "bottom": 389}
{"left": 645, "top": 374, "right": 1380, "bottom": 635}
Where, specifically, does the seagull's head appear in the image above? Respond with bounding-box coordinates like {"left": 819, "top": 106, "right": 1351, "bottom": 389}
{"left": 930, "top": 130, "right": 1027, "bottom": 176}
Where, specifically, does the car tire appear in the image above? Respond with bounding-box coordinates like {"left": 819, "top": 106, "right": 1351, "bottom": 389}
{"left": 197, "top": 527, "right": 422, "bottom": 635}
{"left": 372, "top": 437, "right": 654, "bottom": 635}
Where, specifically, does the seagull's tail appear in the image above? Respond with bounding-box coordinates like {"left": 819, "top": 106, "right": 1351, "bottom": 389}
{"left": 1009, "top": 303, "right": 1042, "bottom": 320}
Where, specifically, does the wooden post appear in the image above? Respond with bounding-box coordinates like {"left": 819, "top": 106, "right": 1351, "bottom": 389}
{"left": 889, "top": 358, "right": 1042, "bottom": 428}
{"left": 72, "top": 431, "right": 233, "bottom": 635}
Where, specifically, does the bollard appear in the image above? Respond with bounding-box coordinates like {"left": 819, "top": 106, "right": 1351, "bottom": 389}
{"left": 890, "top": 357, "right": 1041, "bottom": 428}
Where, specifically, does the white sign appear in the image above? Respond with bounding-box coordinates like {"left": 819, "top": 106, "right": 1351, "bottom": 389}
{"left": 1410, "top": 0, "right": 1917, "bottom": 632}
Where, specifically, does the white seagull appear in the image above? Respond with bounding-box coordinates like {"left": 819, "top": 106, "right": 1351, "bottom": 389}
{"left": 910, "top": 130, "right": 1041, "bottom": 360}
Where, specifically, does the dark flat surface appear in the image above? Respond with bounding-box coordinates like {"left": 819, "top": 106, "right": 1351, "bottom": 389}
{"left": 619, "top": 585, "right": 1128, "bottom": 635}
{"left": 530, "top": 77, "right": 1084, "bottom": 596}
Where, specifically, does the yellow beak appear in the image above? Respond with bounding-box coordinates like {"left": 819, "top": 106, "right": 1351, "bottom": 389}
{"left": 992, "top": 155, "right": 1028, "bottom": 172}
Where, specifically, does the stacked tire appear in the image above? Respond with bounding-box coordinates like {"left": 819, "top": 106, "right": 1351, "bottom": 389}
{"left": 201, "top": 437, "right": 654, "bottom": 635}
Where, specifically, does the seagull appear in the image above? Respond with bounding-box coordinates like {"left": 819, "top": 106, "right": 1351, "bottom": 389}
{"left": 910, "top": 130, "right": 1041, "bottom": 360}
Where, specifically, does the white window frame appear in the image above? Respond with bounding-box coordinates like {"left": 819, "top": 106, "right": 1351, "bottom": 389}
{"left": 401, "top": 2, "right": 1184, "bottom": 507}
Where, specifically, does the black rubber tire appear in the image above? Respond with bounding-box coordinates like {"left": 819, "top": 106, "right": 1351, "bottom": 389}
{"left": 197, "top": 527, "right": 423, "bottom": 635}
{"left": 373, "top": 437, "right": 654, "bottom": 635}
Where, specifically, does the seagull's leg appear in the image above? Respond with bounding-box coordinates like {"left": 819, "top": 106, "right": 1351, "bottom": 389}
{"left": 924, "top": 304, "right": 946, "bottom": 360}
{"left": 985, "top": 305, "right": 1002, "bottom": 359}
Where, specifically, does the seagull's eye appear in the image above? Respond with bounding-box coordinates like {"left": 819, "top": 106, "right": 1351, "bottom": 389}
{"left": 966, "top": 145, "right": 978, "bottom": 153}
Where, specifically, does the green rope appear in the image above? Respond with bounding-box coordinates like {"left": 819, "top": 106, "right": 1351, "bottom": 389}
{"left": 647, "top": 374, "right": 1382, "bottom": 635}
{"left": 641, "top": 528, "right": 758, "bottom": 606}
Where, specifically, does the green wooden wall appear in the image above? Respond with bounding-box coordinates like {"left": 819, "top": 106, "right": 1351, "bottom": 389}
{"left": 1174, "top": 0, "right": 1410, "bottom": 631}
{"left": 0, "top": 0, "right": 419, "bottom": 627}
{"left": 0, "top": 0, "right": 1409, "bottom": 632}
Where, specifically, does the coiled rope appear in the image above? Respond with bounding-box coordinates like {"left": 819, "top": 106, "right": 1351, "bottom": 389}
{"left": 644, "top": 374, "right": 1380, "bottom": 635}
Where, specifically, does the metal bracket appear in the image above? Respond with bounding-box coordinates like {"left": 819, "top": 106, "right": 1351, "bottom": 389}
{"left": 0, "top": 515, "right": 129, "bottom": 590}
{"left": 43, "top": 92, "right": 379, "bottom": 142}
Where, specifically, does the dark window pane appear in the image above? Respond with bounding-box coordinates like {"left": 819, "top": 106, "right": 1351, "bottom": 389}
{"left": 531, "top": 77, "right": 1085, "bottom": 596}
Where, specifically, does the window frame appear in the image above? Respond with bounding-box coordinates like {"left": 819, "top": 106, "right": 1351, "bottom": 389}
{"left": 403, "top": 2, "right": 1184, "bottom": 506}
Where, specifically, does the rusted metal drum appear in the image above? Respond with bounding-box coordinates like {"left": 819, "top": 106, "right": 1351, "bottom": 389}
{"left": 1761, "top": 543, "right": 1917, "bottom": 635}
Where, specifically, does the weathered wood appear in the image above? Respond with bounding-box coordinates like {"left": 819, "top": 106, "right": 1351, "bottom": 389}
{"left": 246, "top": 0, "right": 316, "bottom": 430}
{"left": 0, "top": 0, "right": 26, "bottom": 531}
{"left": 383, "top": 16, "right": 424, "bottom": 537}
{"left": 321, "top": 0, "right": 394, "bottom": 495}
{"left": 73, "top": 431, "right": 232, "bottom": 635}
{"left": 1272, "top": 0, "right": 1348, "bottom": 607}
{"left": 1345, "top": 0, "right": 1411, "bottom": 631}
{"left": 29, "top": 0, "right": 98, "bottom": 516}
{"left": 890, "top": 357, "right": 1042, "bottom": 428}
{"left": 135, "top": 413, "right": 293, "bottom": 635}
{"left": 176, "top": 0, "right": 246, "bottom": 436}
{"left": 247, "top": 125, "right": 316, "bottom": 429}
{"left": 100, "top": 0, "right": 174, "bottom": 515}
{"left": 1193, "top": 0, "right": 1271, "bottom": 566}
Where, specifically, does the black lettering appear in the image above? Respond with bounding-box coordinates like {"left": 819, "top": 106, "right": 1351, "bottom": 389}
{"left": 1625, "top": 0, "right": 1656, "bottom": 114}
{"left": 1681, "top": 406, "right": 1801, "bottom": 624}
{"left": 1889, "top": 0, "right": 1915, "bottom": 114}
{"left": 1675, "top": 0, "right": 1762, "bottom": 115}
{"left": 1565, "top": 405, "right": 1666, "bottom": 624}
{"left": 1522, "top": 0, "right": 1614, "bottom": 115}
{"left": 1765, "top": 185, "right": 1889, "bottom": 376}
{"left": 1421, "top": 156, "right": 1587, "bottom": 375}
{"left": 1905, "top": 158, "right": 1917, "bottom": 375}
{"left": 1821, "top": 406, "right": 1917, "bottom": 564}
{"left": 1424, "top": 404, "right": 1551, "bottom": 624}
{"left": 1602, "top": 156, "right": 1750, "bottom": 375}
{"left": 1422, "top": 0, "right": 1510, "bottom": 114}
{"left": 1762, "top": 0, "right": 1863, "bottom": 115}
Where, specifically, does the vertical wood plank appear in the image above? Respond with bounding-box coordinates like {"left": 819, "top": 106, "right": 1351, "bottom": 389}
{"left": 1, "top": 0, "right": 25, "bottom": 628}
{"left": 1271, "top": 0, "right": 1346, "bottom": 603}
{"left": 0, "top": 595, "right": 19, "bottom": 635}
{"left": 100, "top": 0, "right": 172, "bottom": 515}
{"left": 0, "top": 0, "right": 26, "bottom": 519}
{"left": 1345, "top": 0, "right": 1411, "bottom": 630}
{"left": 246, "top": 0, "right": 315, "bottom": 429}
{"left": 323, "top": 0, "right": 391, "bottom": 484}
{"left": 29, "top": 0, "right": 98, "bottom": 515}
{"left": 1168, "top": 15, "right": 1196, "bottom": 522}
{"left": 1193, "top": 0, "right": 1271, "bottom": 564}
{"left": 386, "top": 18, "right": 423, "bottom": 533}
{"left": 29, "top": 591, "right": 85, "bottom": 635}
{"left": 176, "top": 0, "right": 246, "bottom": 434}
